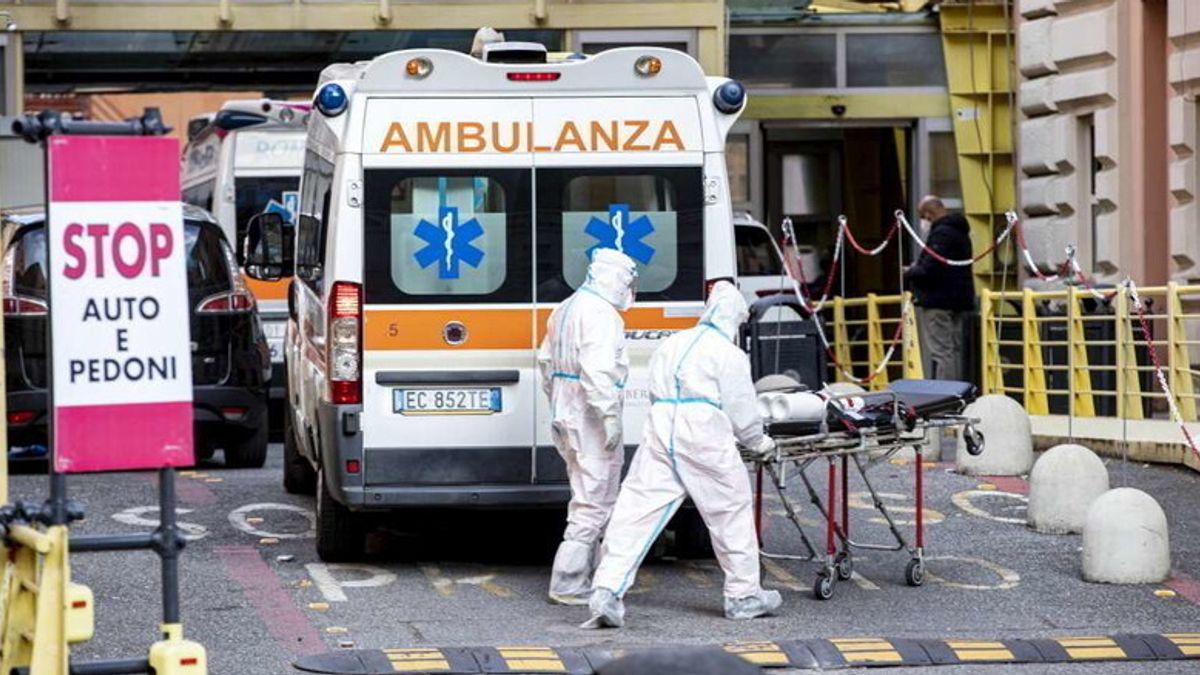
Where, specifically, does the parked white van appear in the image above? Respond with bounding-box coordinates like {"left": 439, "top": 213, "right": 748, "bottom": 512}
{"left": 243, "top": 41, "right": 747, "bottom": 560}
{"left": 182, "top": 99, "right": 309, "bottom": 419}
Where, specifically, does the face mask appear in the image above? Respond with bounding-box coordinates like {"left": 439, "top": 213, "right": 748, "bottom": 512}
{"left": 919, "top": 218, "right": 932, "bottom": 236}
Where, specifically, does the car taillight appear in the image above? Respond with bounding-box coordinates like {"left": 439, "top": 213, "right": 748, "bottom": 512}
{"left": 704, "top": 277, "right": 737, "bottom": 299}
{"left": 196, "top": 290, "right": 255, "bottom": 313}
{"left": 328, "top": 281, "right": 362, "bottom": 405}
{"left": 3, "top": 295, "right": 48, "bottom": 316}
{"left": 7, "top": 410, "right": 35, "bottom": 425}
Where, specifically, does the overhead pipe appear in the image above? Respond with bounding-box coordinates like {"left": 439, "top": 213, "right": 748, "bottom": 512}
{"left": 533, "top": 0, "right": 547, "bottom": 24}
{"left": 378, "top": 0, "right": 392, "bottom": 26}
{"left": 55, "top": 0, "right": 69, "bottom": 26}
{"left": 218, "top": 0, "right": 233, "bottom": 27}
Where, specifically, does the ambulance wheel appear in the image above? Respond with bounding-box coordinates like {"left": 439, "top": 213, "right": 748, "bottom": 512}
{"left": 905, "top": 558, "right": 925, "bottom": 587}
{"left": 225, "top": 422, "right": 268, "bottom": 468}
{"left": 282, "top": 412, "right": 316, "bottom": 495}
{"left": 835, "top": 553, "right": 853, "bottom": 580}
{"left": 813, "top": 573, "right": 835, "bottom": 601}
{"left": 316, "top": 469, "right": 366, "bottom": 562}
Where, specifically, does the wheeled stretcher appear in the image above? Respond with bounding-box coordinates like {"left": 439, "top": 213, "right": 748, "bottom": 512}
{"left": 747, "top": 379, "right": 984, "bottom": 600}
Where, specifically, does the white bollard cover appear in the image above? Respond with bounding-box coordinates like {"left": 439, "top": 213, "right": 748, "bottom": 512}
{"left": 955, "top": 394, "right": 1033, "bottom": 475}
{"left": 1027, "top": 444, "right": 1109, "bottom": 534}
{"left": 1082, "top": 487, "right": 1170, "bottom": 584}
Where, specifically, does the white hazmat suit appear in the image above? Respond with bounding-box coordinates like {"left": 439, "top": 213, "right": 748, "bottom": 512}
{"left": 537, "top": 248, "right": 639, "bottom": 605}
{"left": 586, "top": 281, "right": 779, "bottom": 627}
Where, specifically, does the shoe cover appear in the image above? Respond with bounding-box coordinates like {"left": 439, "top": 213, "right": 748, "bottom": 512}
{"left": 581, "top": 588, "right": 625, "bottom": 629}
{"left": 723, "top": 589, "right": 782, "bottom": 620}
{"left": 549, "top": 540, "right": 594, "bottom": 605}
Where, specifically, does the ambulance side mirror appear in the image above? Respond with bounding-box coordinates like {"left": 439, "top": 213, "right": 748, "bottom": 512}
{"left": 242, "top": 212, "right": 293, "bottom": 282}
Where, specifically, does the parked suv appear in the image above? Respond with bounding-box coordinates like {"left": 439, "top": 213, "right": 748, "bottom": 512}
{"left": 3, "top": 204, "right": 272, "bottom": 467}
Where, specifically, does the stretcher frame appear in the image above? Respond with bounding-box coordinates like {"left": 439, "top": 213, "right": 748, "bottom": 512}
{"left": 748, "top": 390, "right": 981, "bottom": 600}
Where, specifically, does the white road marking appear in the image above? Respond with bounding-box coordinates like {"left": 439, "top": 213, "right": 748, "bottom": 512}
{"left": 111, "top": 506, "right": 208, "bottom": 541}
{"left": 925, "top": 555, "right": 1021, "bottom": 590}
{"left": 304, "top": 563, "right": 398, "bottom": 603}
{"left": 951, "top": 490, "right": 1028, "bottom": 525}
{"left": 228, "top": 502, "right": 316, "bottom": 539}
{"left": 850, "top": 571, "right": 881, "bottom": 591}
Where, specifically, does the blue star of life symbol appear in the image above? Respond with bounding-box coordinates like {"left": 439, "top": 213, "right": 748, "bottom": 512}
{"left": 413, "top": 206, "right": 486, "bottom": 279}
{"left": 263, "top": 198, "right": 295, "bottom": 224}
{"left": 585, "top": 203, "right": 655, "bottom": 265}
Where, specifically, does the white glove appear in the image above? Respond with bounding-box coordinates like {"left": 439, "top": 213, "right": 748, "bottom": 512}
{"left": 752, "top": 435, "right": 777, "bottom": 460}
{"left": 603, "top": 416, "right": 622, "bottom": 453}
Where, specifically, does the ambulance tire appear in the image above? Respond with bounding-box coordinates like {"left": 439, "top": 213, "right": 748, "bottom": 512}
{"left": 670, "top": 507, "right": 714, "bottom": 559}
{"left": 225, "top": 422, "right": 269, "bottom": 468}
{"left": 282, "top": 412, "right": 316, "bottom": 495}
{"left": 316, "top": 468, "right": 367, "bottom": 562}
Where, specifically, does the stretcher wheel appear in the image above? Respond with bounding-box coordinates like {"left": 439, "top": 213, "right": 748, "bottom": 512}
{"left": 835, "top": 554, "right": 853, "bottom": 580}
{"left": 964, "top": 426, "right": 985, "bottom": 456}
{"left": 813, "top": 573, "right": 835, "bottom": 601}
{"left": 905, "top": 559, "right": 925, "bottom": 587}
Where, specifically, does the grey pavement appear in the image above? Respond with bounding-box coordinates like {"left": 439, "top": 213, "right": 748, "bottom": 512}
{"left": 7, "top": 445, "right": 1198, "bottom": 674}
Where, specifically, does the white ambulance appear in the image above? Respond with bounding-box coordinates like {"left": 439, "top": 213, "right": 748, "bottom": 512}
{"left": 243, "top": 42, "right": 747, "bottom": 560}
{"left": 181, "top": 99, "right": 309, "bottom": 415}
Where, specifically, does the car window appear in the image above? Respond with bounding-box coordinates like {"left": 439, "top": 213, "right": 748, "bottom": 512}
{"left": 234, "top": 175, "right": 300, "bottom": 264}
{"left": 735, "top": 225, "right": 783, "bottom": 276}
{"left": 4, "top": 227, "right": 49, "bottom": 299}
{"left": 185, "top": 223, "right": 234, "bottom": 302}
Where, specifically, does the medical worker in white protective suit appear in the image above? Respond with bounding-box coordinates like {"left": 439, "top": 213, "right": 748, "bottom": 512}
{"left": 538, "top": 248, "right": 639, "bottom": 605}
{"left": 585, "top": 280, "right": 779, "bottom": 627}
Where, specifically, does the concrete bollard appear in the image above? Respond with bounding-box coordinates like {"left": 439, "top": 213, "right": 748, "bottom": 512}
{"left": 1082, "top": 488, "right": 1170, "bottom": 584}
{"left": 955, "top": 394, "right": 1033, "bottom": 475}
{"left": 1027, "top": 444, "right": 1109, "bottom": 534}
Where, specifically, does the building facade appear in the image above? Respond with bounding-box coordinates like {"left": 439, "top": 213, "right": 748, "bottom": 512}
{"left": 1018, "top": 0, "right": 1193, "bottom": 288}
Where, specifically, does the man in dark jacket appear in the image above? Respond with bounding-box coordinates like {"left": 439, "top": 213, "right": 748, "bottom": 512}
{"left": 903, "top": 195, "right": 974, "bottom": 381}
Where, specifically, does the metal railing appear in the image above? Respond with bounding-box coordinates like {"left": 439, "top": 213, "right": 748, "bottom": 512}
{"left": 978, "top": 283, "right": 1200, "bottom": 423}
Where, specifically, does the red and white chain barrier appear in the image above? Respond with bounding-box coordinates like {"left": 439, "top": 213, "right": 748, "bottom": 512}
{"left": 895, "top": 209, "right": 1015, "bottom": 267}
{"left": 1124, "top": 279, "right": 1200, "bottom": 462}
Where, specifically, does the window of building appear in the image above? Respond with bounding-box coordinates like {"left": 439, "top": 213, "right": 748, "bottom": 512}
{"left": 845, "top": 33, "right": 947, "bottom": 88}
{"left": 729, "top": 33, "right": 837, "bottom": 88}
{"left": 574, "top": 29, "right": 696, "bottom": 57}
{"left": 929, "top": 131, "right": 962, "bottom": 203}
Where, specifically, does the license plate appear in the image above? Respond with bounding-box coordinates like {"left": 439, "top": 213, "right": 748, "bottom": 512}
{"left": 394, "top": 388, "right": 502, "bottom": 415}
{"left": 262, "top": 322, "right": 286, "bottom": 363}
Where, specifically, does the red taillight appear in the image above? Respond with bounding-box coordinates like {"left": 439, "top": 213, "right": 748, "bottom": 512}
{"left": 704, "top": 277, "right": 737, "bottom": 299}
{"left": 7, "top": 411, "right": 35, "bottom": 425}
{"left": 196, "top": 290, "right": 255, "bottom": 314}
{"left": 3, "top": 295, "right": 48, "bottom": 316}
{"left": 345, "top": 459, "right": 361, "bottom": 474}
{"left": 328, "top": 281, "right": 362, "bottom": 405}
{"left": 507, "top": 72, "right": 561, "bottom": 82}
{"left": 221, "top": 407, "right": 248, "bottom": 421}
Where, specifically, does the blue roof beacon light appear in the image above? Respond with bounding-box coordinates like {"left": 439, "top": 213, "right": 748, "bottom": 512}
{"left": 713, "top": 80, "right": 747, "bottom": 114}
{"left": 315, "top": 83, "right": 348, "bottom": 117}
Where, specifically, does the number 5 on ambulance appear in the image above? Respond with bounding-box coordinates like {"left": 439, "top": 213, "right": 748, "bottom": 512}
{"left": 243, "top": 30, "right": 747, "bottom": 561}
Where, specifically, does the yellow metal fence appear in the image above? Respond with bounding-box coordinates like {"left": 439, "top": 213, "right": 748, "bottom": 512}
{"left": 978, "top": 284, "right": 1200, "bottom": 423}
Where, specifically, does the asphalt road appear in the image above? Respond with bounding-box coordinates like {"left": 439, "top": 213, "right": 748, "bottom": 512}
{"left": 9, "top": 444, "right": 1199, "bottom": 674}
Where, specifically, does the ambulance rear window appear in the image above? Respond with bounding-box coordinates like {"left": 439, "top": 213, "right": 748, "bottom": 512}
{"left": 363, "top": 168, "right": 532, "bottom": 304}
{"left": 536, "top": 167, "right": 703, "bottom": 303}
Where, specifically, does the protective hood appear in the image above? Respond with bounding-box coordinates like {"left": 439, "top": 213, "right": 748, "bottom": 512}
{"left": 701, "top": 280, "right": 748, "bottom": 341}
{"left": 583, "top": 248, "right": 639, "bottom": 311}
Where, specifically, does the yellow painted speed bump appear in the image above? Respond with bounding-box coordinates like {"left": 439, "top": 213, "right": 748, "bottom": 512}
{"left": 945, "top": 640, "right": 1014, "bottom": 662}
{"left": 385, "top": 647, "right": 450, "bottom": 672}
{"left": 1054, "top": 636, "right": 1126, "bottom": 660}
{"left": 498, "top": 646, "right": 566, "bottom": 672}
{"left": 830, "top": 638, "right": 903, "bottom": 664}
{"left": 1165, "top": 633, "right": 1200, "bottom": 656}
{"left": 723, "top": 641, "right": 789, "bottom": 666}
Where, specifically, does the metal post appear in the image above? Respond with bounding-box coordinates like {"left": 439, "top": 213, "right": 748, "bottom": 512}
{"left": 159, "top": 467, "right": 180, "bottom": 627}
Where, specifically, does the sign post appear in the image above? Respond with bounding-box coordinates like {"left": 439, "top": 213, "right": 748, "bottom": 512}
{"left": 0, "top": 110, "right": 207, "bottom": 675}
